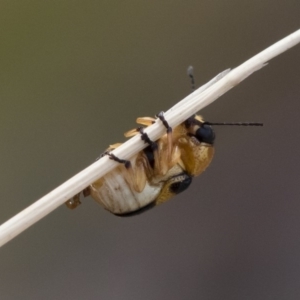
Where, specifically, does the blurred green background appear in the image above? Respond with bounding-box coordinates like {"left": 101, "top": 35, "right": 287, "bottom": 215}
{"left": 1, "top": 1, "right": 300, "bottom": 299}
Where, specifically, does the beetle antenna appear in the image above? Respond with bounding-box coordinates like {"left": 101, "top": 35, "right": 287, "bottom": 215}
{"left": 187, "top": 66, "right": 195, "bottom": 91}
{"left": 204, "top": 122, "right": 263, "bottom": 126}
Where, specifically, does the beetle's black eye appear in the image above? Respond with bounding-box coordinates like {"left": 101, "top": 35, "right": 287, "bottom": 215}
{"left": 169, "top": 175, "right": 192, "bottom": 194}
{"left": 195, "top": 124, "right": 215, "bottom": 144}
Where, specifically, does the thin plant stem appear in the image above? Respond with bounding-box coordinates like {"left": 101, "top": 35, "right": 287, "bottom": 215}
{"left": 1, "top": 29, "right": 300, "bottom": 247}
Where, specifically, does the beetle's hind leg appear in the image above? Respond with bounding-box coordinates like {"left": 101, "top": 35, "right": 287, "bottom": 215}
{"left": 104, "top": 151, "right": 147, "bottom": 193}
{"left": 96, "top": 143, "right": 123, "bottom": 161}
{"left": 65, "top": 187, "right": 90, "bottom": 209}
{"left": 107, "top": 152, "right": 131, "bottom": 169}
{"left": 65, "top": 193, "right": 81, "bottom": 209}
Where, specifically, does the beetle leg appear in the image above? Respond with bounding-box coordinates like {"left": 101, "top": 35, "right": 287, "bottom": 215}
{"left": 106, "top": 152, "right": 147, "bottom": 193}
{"left": 96, "top": 151, "right": 109, "bottom": 161}
{"left": 137, "top": 127, "right": 164, "bottom": 174}
{"left": 83, "top": 187, "right": 90, "bottom": 197}
{"left": 136, "top": 116, "right": 156, "bottom": 126}
{"left": 138, "top": 126, "right": 180, "bottom": 176}
{"left": 107, "top": 152, "right": 131, "bottom": 168}
{"left": 109, "top": 143, "right": 123, "bottom": 149}
{"left": 106, "top": 152, "right": 134, "bottom": 187}
{"left": 156, "top": 111, "right": 173, "bottom": 166}
{"left": 124, "top": 127, "right": 143, "bottom": 138}
{"left": 65, "top": 187, "right": 91, "bottom": 209}
{"left": 124, "top": 117, "right": 156, "bottom": 138}
{"left": 138, "top": 128, "right": 157, "bottom": 150}
{"left": 131, "top": 154, "right": 147, "bottom": 192}
{"left": 65, "top": 193, "right": 81, "bottom": 209}
{"left": 156, "top": 111, "right": 171, "bottom": 131}
{"left": 96, "top": 143, "right": 123, "bottom": 161}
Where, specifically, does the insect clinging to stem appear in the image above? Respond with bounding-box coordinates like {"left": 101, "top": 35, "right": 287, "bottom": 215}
{"left": 65, "top": 67, "right": 263, "bottom": 216}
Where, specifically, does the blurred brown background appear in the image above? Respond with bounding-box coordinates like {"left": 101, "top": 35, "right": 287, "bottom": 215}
{"left": 1, "top": 1, "right": 300, "bottom": 299}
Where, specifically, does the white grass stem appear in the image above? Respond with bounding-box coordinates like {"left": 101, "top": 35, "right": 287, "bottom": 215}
{"left": 1, "top": 29, "right": 300, "bottom": 247}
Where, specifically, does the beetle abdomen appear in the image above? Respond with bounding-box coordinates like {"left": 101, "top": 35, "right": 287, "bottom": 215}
{"left": 89, "top": 156, "right": 162, "bottom": 215}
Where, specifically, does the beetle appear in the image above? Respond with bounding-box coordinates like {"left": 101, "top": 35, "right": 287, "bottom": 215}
{"left": 65, "top": 112, "right": 215, "bottom": 215}
{"left": 65, "top": 68, "right": 262, "bottom": 216}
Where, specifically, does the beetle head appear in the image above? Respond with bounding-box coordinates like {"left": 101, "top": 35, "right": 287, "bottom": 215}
{"left": 185, "top": 114, "right": 216, "bottom": 145}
